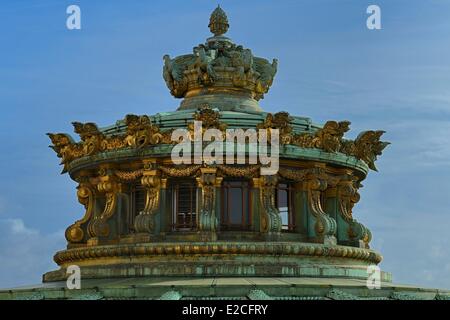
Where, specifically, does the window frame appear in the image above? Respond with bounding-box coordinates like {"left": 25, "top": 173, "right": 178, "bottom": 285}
{"left": 129, "top": 184, "right": 146, "bottom": 232}
{"left": 220, "top": 180, "right": 252, "bottom": 231}
{"left": 170, "top": 180, "right": 198, "bottom": 231}
{"left": 276, "top": 182, "right": 295, "bottom": 232}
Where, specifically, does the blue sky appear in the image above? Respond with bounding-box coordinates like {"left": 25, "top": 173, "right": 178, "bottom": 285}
{"left": 1, "top": 0, "right": 450, "bottom": 289}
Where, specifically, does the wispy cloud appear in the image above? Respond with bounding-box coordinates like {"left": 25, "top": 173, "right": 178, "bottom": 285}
{"left": 0, "top": 219, "right": 65, "bottom": 289}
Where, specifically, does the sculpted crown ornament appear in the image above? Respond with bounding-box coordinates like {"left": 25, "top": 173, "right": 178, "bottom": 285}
{"left": 209, "top": 5, "right": 229, "bottom": 36}
{"left": 162, "top": 6, "right": 278, "bottom": 111}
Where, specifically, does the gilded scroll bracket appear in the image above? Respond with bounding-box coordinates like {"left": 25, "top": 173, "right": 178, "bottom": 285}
{"left": 302, "top": 170, "right": 337, "bottom": 242}
{"left": 334, "top": 177, "right": 372, "bottom": 247}
{"left": 259, "top": 175, "right": 282, "bottom": 234}
{"left": 134, "top": 170, "right": 161, "bottom": 233}
{"left": 65, "top": 181, "right": 97, "bottom": 244}
{"left": 87, "top": 175, "right": 121, "bottom": 239}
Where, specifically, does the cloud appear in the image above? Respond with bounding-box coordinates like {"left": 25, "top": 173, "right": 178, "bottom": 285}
{"left": 8, "top": 219, "right": 37, "bottom": 235}
{"left": 0, "top": 219, "right": 65, "bottom": 289}
{"left": 371, "top": 118, "right": 450, "bottom": 172}
{"left": 359, "top": 192, "right": 450, "bottom": 290}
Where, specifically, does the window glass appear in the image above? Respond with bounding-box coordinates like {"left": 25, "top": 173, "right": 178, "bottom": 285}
{"left": 172, "top": 182, "right": 197, "bottom": 231}
{"left": 276, "top": 184, "right": 294, "bottom": 231}
{"left": 221, "top": 181, "right": 250, "bottom": 230}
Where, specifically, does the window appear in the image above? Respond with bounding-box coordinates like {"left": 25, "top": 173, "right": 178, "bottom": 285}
{"left": 128, "top": 184, "right": 146, "bottom": 232}
{"left": 276, "top": 183, "right": 295, "bottom": 231}
{"left": 221, "top": 181, "right": 251, "bottom": 230}
{"left": 172, "top": 182, "right": 197, "bottom": 231}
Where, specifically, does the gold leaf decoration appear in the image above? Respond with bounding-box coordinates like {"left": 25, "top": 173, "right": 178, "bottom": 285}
{"left": 115, "top": 169, "right": 144, "bottom": 181}
{"left": 159, "top": 165, "right": 202, "bottom": 177}
{"left": 217, "top": 165, "right": 261, "bottom": 178}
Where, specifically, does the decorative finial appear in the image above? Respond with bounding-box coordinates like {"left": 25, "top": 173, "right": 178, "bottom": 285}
{"left": 208, "top": 5, "right": 229, "bottom": 36}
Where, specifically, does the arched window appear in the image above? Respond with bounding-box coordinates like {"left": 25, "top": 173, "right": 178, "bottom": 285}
{"left": 276, "top": 183, "right": 295, "bottom": 231}
{"left": 171, "top": 181, "right": 197, "bottom": 231}
{"left": 221, "top": 180, "right": 251, "bottom": 231}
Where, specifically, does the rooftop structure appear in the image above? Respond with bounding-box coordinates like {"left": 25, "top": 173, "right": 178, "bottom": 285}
{"left": 1, "top": 6, "right": 448, "bottom": 300}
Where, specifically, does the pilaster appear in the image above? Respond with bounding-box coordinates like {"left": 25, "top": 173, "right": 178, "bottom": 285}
{"left": 134, "top": 159, "right": 162, "bottom": 237}
{"left": 257, "top": 175, "right": 282, "bottom": 240}
{"left": 196, "top": 167, "right": 219, "bottom": 241}
{"left": 87, "top": 166, "right": 124, "bottom": 245}
{"left": 298, "top": 170, "right": 337, "bottom": 245}
{"left": 65, "top": 176, "right": 98, "bottom": 247}
{"left": 325, "top": 174, "right": 371, "bottom": 248}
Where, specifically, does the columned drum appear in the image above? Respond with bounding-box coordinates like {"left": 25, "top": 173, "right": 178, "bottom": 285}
{"left": 45, "top": 6, "right": 390, "bottom": 284}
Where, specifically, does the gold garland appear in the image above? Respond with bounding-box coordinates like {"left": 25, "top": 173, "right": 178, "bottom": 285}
{"left": 159, "top": 165, "right": 202, "bottom": 177}
{"left": 115, "top": 169, "right": 144, "bottom": 181}
{"left": 217, "top": 165, "right": 260, "bottom": 178}
{"left": 278, "top": 167, "right": 309, "bottom": 181}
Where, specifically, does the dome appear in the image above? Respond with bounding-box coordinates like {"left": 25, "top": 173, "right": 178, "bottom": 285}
{"left": 33, "top": 6, "right": 409, "bottom": 300}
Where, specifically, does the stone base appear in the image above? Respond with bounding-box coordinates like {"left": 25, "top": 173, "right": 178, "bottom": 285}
{"left": 43, "top": 261, "right": 392, "bottom": 283}
{"left": 44, "top": 241, "right": 385, "bottom": 282}
{"left": 1, "top": 277, "right": 449, "bottom": 300}
{"left": 178, "top": 92, "right": 262, "bottom": 112}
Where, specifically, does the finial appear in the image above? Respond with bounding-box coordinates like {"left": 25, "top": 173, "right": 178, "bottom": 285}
{"left": 208, "top": 5, "right": 229, "bottom": 36}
